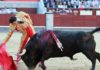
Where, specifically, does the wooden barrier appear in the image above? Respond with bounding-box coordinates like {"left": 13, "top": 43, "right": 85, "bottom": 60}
{"left": 0, "top": 9, "right": 100, "bottom": 27}
{"left": 54, "top": 14, "right": 100, "bottom": 27}
{"left": 0, "top": 14, "right": 46, "bottom": 26}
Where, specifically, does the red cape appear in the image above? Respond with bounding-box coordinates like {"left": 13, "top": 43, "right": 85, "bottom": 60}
{"left": 0, "top": 44, "right": 17, "bottom": 70}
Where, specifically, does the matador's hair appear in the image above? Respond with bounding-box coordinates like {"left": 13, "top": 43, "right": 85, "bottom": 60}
{"left": 9, "top": 16, "right": 16, "bottom": 23}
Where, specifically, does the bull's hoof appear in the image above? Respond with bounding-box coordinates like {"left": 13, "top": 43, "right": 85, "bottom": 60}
{"left": 28, "top": 67, "right": 35, "bottom": 70}
{"left": 28, "top": 66, "right": 37, "bottom": 70}
{"left": 90, "top": 68, "right": 95, "bottom": 70}
{"left": 39, "top": 63, "right": 46, "bottom": 70}
{"left": 70, "top": 57, "right": 77, "bottom": 60}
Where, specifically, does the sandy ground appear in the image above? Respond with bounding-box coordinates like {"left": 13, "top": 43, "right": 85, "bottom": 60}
{"left": 0, "top": 32, "right": 100, "bottom": 70}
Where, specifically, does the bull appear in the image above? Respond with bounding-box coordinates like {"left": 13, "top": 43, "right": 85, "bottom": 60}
{"left": 21, "top": 27, "right": 100, "bottom": 70}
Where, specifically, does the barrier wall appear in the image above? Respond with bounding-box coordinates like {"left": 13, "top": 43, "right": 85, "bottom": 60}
{"left": 0, "top": 14, "right": 46, "bottom": 26}
{"left": 54, "top": 14, "right": 100, "bottom": 27}
{"left": 0, "top": 9, "right": 100, "bottom": 27}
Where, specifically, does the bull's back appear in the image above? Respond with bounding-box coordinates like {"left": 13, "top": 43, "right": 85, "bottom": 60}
{"left": 54, "top": 31, "right": 78, "bottom": 47}
{"left": 52, "top": 31, "right": 86, "bottom": 56}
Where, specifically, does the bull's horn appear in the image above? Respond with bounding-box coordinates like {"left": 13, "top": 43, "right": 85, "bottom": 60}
{"left": 19, "top": 49, "right": 26, "bottom": 56}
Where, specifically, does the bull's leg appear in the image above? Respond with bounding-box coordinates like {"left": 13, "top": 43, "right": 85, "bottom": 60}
{"left": 28, "top": 59, "right": 39, "bottom": 70}
{"left": 39, "top": 52, "right": 52, "bottom": 70}
{"left": 95, "top": 51, "right": 100, "bottom": 62}
{"left": 39, "top": 61, "right": 46, "bottom": 70}
{"left": 39, "top": 45, "right": 53, "bottom": 70}
{"left": 70, "top": 56, "right": 77, "bottom": 60}
{"left": 28, "top": 66, "right": 35, "bottom": 70}
{"left": 83, "top": 51, "right": 96, "bottom": 70}
{"left": 28, "top": 60, "right": 39, "bottom": 70}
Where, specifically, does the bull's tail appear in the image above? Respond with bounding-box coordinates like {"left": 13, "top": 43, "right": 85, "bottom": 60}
{"left": 90, "top": 27, "right": 100, "bottom": 34}
{"left": 49, "top": 30, "right": 63, "bottom": 51}
{"left": 95, "top": 52, "right": 100, "bottom": 62}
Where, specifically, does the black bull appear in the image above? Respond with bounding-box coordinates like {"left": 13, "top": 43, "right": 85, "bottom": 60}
{"left": 21, "top": 28, "right": 100, "bottom": 70}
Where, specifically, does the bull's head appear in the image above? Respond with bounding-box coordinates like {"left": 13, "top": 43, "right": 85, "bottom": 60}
{"left": 21, "top": 34, "right": 42, "bottom": 70}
